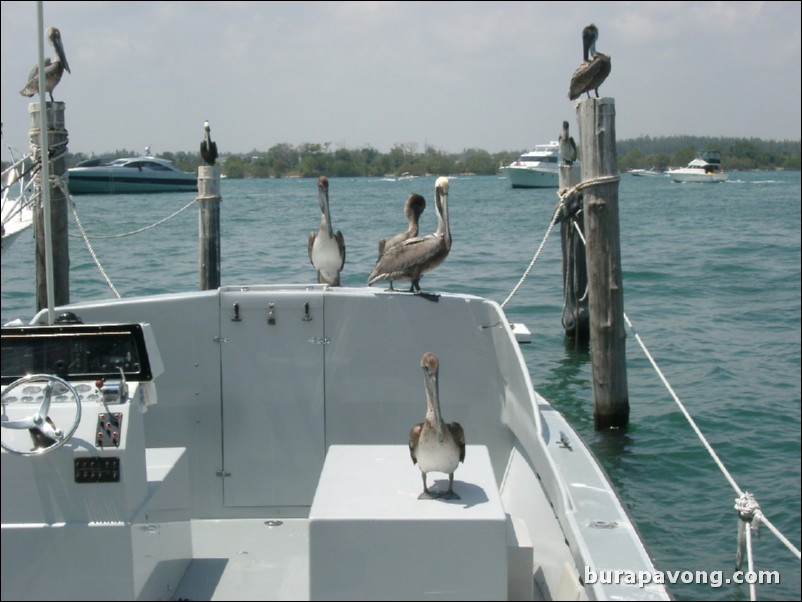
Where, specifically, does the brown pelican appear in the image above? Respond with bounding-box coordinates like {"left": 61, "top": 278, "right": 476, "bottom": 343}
{"left": 368, "top": 177, "right": 450, "bottom": 293}
{"left": 308, "top": 176, "right": 346, "bottom": 286}
{"left": 374, "top": 193, "right": 426, "bottom": 290}
{"left": 568, "top": 24, "right": 611, "bottom": 101}
{"left": 409, "top": 352, "right": 465, "bottom": 500}
{"left": 559, "top": 120, "right": 577, "bottom": 165}
{"left": 200, "top": 120, "right": 218, "bottom": 166}
{"left": 20, "top": 27, "right": 70, "bottom": 102}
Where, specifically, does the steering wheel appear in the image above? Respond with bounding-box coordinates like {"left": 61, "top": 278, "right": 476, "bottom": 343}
{"left": 1, "top": 374, "right": 82, "bottom": 456}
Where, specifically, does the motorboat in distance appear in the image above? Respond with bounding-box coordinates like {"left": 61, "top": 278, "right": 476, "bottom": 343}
{"left": 667, "top": 150, "right": 727, "bottom": 183}
{"left": 67, "top": 153, "right": 197, "bottom": 194}
{"left": 500, "top": 141, "right": 576, "bottom": 188}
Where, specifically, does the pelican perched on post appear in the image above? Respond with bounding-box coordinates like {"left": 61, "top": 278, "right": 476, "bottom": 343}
{"left": 20, "top": 27, "right": 70, "bottom": 102}
{"left": 568, "top": 23, "right": 611, "bottom": 101}
{"left": 200, "top": 120, "right": 218, "bottom": 166}
{"left": 409, "top": 352, "right": 465, "bottom": 500}
{"left": 368, "top": 177, "right": 450, "bottom": 293}
{"left": 374, "top": 193, "right": 426, "bottom": 290}
{"left": 559, "top": 120, "right": 577, "bottom": 165}
{"left": 308, "top": 176, "right": 345, "bottom": 286}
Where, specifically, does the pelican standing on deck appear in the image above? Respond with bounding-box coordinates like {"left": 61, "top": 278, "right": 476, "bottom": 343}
{"left": 374, "top": 193, "right": 426, "bottom": 290}
{"left": 368, "top": 177, "right": 450, "bottom": 293}
{"left": 200, "top": 121, "right": 218, "bottom": 166}
{"left": 559, "top": 120, "right": 577, "bottom": 165}
{"left": 409, "top": 352, "right": 465, "bottom": 500}
{"left": 308, "top": 176, "right": 346, "bottom": 286}
{"left": 568, "top": 23, "right": 611, "bottom": 101}
{"left": 20, "top": 27, "right": 70, "bottom": 102}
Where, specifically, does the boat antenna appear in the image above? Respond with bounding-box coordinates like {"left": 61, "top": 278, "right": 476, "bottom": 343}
{"left": 35, "top": 0, "right": 56, "bottom": 324}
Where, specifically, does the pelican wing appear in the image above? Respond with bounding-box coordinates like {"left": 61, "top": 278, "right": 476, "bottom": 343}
{"left": 368, "top": 234, "right": 441, "bottom": 284}
{"left": 307, "top": 232, "right": 316, "bottom": 266}
{"left": 448, "top": 421, "right": 466, "bottom": 462}
{"left": 568, "top": 54, "right": 611, "bottom": 100}
{"left": 408, "top": 422, "right": 424, "bottom": 464}
{"left": 335, "top": 230, "right": 346, "bottom": 269}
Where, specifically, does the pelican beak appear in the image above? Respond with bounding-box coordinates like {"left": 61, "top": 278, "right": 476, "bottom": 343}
{"left": 54, "top": 31, "right": 70, "bottom": 73}
{"left": 424, "top": 368, "right": 445, "bottom": 442}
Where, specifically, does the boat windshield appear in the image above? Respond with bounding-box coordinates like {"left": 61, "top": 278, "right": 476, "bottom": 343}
{"left": 1, "top": 324, "right": 155, "bottom": 384}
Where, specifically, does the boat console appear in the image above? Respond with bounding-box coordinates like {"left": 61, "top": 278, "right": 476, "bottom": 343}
{"left": 1, "top": 322, "right": 191, "bottom": 601}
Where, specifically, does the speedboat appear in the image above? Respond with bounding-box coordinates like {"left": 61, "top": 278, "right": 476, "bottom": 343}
{"left": 667, "top": 150, "right": 727, "bottom": 183}
{"left": 499, "top": 141, "right": 574, "bottom": 189}
{"left": 67, "top": 152, "right": 197, "bottom": 194}
{"left": 1, "top": 174, "right": 671, "bottom": 602}
{"left": 627, "top": 168, "right": 664, "bottom": 177}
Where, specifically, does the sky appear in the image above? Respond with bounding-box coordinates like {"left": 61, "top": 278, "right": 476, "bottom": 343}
{"left": 2, "top": 1, "right": 800, "bottom": 161}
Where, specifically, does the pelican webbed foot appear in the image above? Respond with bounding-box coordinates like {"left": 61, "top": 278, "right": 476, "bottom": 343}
{"left": 414, "top": 291, "right": 440, "bottom": 302}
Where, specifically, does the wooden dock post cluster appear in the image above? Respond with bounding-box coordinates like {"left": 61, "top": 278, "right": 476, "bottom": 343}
{"left": 575, "top": 98, "right": 629, "bottom": 430}
{"left": 198, "top": 165, "right": 221, "bottom": 290}
{"left": 28, "top": 101, "right": 70, "bottom": 314}
{"left": 558, "top": 163, "right": 588, "bottom": 344}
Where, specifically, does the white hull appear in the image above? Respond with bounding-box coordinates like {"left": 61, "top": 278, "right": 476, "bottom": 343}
{"left": 501, "top": 165, "right": 559, "bottom": 188}
{"left": 668, "top": 169, "right": 727, "bottom": 183}
{"left": 2, "top": 286, "right": 670, "bottom": 601}
{"left": 668, "top": 151, "right": 726, "bottom": 184}
{"left": 1, "top": 205, "right": 33, "bottom": 251}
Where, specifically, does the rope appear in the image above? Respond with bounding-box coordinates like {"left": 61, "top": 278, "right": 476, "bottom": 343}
{"left": 68, "top": 197, "right": 196, "bottom": 239}
{"left": 500, "top": 202, "right": 562, "bottom": 309}
{"left": 535, "top": 174, "right": 801, "bottom": 581}
{"left": 52, "top": 177, "right": 121, "bottom": 298}
{"left": 500, "top": 174, "right": 619, "bottom": 310}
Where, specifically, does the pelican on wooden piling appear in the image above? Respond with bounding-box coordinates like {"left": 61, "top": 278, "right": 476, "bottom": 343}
{"left": 409, "top": 352, "right": 465, "bottom": 500}
{"left": 568, "top": 24, "right": 611, "bottom": 101}
{"left": 308, "top": 176, "right": 346, "bottom": 286}
{"left": 20, "top": 27, "right": 70, "bottom": 102}
{"left": 559, "top": 121, "right": 577, "bottom": 165}
{"left": 368, "top": 177, "right": 450, "bottom": 293}
{"left": 374, "top": 193, "right": 426, "bottom": 290}
{"left": 200, "top": 121, "right": 218, "bottom": 166}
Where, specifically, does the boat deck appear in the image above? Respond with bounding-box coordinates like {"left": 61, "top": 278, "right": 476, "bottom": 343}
{"left": 175, "top": 519, "right": 310, "bottom": 601}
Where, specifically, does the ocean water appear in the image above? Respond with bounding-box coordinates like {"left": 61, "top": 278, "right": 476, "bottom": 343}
{"left": 2, "top": 171, "right": 800, "bottom": 601}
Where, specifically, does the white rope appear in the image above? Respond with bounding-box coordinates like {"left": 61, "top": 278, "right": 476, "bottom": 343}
{"left": 500, "top": 202, "right": 562, "bottom": 309}
{"left": 624, "top": 313, "right": 801, "bottom": 562}
{"left": 559, "top": 190, "right": 801, "bottom": 567}
{"left": 500, "top": 174, "right": 619, "bottom": 309}
{"left": 68, "top": 197, "right": 196, "bottom": 239}
{"left": 53, "top": 177, "right": 121, "bottom": 298}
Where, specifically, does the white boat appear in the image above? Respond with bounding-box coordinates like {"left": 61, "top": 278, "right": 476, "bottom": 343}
{"left": 1, "top": 281, "right": 671, "bottom": 601}
{"left": 627, "top": 168, "right": 664, "bottom": 177}
{"left": 67, "top": 150, "right": 197, "bottom": 195}
{"left": 499, "top": 141, "right": 574, "bottom": 189}
{"left": 1, "top": 151, "right": 35, "bottom": 252}
{"left": 667, "top": 150, "right": 727, "bottom": 183}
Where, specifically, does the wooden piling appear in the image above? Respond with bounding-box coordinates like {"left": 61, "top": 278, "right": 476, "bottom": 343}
{"left": 576, "top": 98, "right": 629, "bottom": 430}
{"left": 29, "top": 101, "right": 70, "bottom": 314}
{"left": 198, "top": 165, "right": 221, "bottom": 290}
{"left": 559, "top": 163, "right": 588, "bottom": 343}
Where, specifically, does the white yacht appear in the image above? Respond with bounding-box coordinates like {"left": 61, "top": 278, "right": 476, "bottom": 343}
{"left": 500, "top": 141, "right": 573, "bottom": 188}
{"left": 668, "top": 150, "right": 727, "bottom": 183}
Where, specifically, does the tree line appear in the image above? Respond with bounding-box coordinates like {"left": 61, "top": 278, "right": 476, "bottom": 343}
{"left": 50, "top": 136, "right": 801, "bottom": 178}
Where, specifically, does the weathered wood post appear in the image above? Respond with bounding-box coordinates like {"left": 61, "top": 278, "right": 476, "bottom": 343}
{"left": 576, "top": 98, "right": 629, "bottom": 429}
{"left": 29, "top": 101, "right": 70, "bottom": 314}
{"left": 198, "top": 165, "right": 221, "bottom": 289}
{"left": 558, "top": 162, "right": 588, "bottom": 343}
